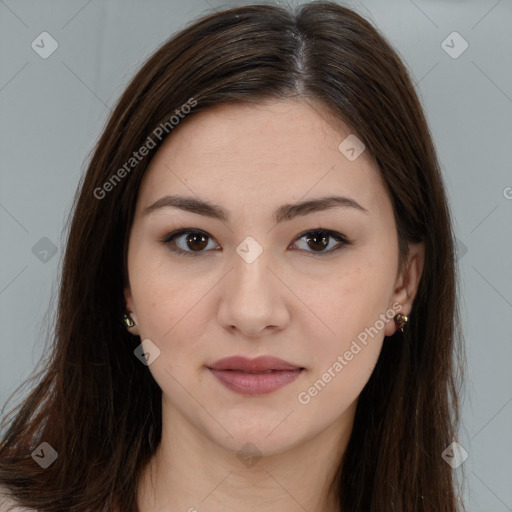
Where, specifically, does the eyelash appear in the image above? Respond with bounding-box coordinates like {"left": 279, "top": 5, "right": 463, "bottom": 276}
{"left": 159, "top": 228, "right": 352, "bottom": 258}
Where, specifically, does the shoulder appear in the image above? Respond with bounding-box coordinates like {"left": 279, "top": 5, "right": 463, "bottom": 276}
{"left": 0, "top": 485, "right": 37, "bottom": 512}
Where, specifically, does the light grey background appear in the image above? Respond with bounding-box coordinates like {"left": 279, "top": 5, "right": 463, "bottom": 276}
{"left": 1, "top": 0, "right": 511, "bottom": 510}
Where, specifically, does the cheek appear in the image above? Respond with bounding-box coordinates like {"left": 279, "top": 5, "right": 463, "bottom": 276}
{"left": 129, "top": 251, "right": 220, "bottom": 367}
{"left": 295, "top": 338, "right": 381, "bottom": 432}
{"left": 296, "top": 267, "right": 388, "bottom": 418}
{"left": 300, "top": 250, "right": 395, "bottom": 380}
{"left": 129, "top": 240, "right": 188, "bottom": 326}
{"left": 308, "top": 261, "right": 392, "bottom": 342}
{"left": 305, "top": 288, "right": 385, "bottom": 398}
{"left": 133, "top": 275, "right": 209, "bottom": 342}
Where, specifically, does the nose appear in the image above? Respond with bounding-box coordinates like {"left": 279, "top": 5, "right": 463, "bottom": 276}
{"left": 217, "top": 248, "right": 290, "bottom": 338}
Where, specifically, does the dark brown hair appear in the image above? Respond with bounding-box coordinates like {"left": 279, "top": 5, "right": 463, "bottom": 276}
{"left": 0, "top": 2, "right": 465, "bottom": 510}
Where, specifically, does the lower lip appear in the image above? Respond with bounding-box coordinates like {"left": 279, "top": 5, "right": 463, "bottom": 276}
{"left": 208, "top": 368, "right": 304, "bottom": 395}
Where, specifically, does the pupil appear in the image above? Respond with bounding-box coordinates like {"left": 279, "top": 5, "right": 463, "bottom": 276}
{"left": 187, "top": 232, "right": 208, "bottom": 251}
{"left": 307, "top": 232, "right": 328, "bottom": 251}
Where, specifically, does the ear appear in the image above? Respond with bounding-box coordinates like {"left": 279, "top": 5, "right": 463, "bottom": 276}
{"left": 123, "top": 284, "right": 140, "bottom": 336}
{"left": 384, "top": 241, "right": 425, "bottom": 336}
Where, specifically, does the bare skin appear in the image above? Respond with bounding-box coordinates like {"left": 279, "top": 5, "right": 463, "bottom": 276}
{"left": 123, "top": 98, "right": 425, "bottom": 511}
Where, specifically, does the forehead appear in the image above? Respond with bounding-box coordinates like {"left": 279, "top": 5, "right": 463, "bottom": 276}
{"left": 136, "top": 99, "right": 391, "bottom": 219}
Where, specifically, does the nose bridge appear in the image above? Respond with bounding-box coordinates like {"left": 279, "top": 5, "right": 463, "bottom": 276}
{"left": 230, "top": 241, "right": 276, "bottom": 303}
{"left": 217, "top": 237, "right": 288, "bottom": 335}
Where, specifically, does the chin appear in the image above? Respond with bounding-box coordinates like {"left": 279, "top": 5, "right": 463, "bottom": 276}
{"left": 205, "top": 416, "right": 304, "bottom": 459}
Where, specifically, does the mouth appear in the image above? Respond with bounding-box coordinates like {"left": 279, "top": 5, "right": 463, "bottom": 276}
{"left": 219, "top": 369, "right": 295, "bottom": 373}
{"left": 206, "top": 356, "right": 305, "bottom": 395}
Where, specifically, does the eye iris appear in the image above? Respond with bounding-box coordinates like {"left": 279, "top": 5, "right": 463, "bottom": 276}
{"left": 306, "top": 232, "right": 329, "bottom": 251}
{"left": 187, "top": 232, "right": 208, "bottom": 251}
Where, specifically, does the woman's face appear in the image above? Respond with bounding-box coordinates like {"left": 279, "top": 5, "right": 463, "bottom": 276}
{"left": 124, "top": 99, "right": 423, "bottom": 457}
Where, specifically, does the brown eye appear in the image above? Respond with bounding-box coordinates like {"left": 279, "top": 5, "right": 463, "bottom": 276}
{"left": 292, "top": 229, "right": 350, "bottom": 255}
{"left": 162, "top": 228, "right": 350, "bottom": 258}
{"left": 162, "top": 229, "right": 220, "bottom": 257}
{"left": 305, "top": 231, "right": 329, "bottom": 251}
{"left": 185, "top": 232, "right": 208, "bottom": 251}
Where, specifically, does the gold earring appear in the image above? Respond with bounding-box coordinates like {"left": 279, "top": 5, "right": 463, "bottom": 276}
{"left": 394, "top": 313, "right": 408, "bottom": 333}
{"left": 122, "top": 312, "right": 135, "bottom": 329}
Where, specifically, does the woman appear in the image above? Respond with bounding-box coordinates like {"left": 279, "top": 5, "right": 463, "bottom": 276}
{"left": 0, "top": 2, "right": 465, "bottom": 511}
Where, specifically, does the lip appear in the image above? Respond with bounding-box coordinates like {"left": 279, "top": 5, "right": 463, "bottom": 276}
{"left": 208, "top": 355, "right": 303, "bottom": 372}
{"left": 208, "top": 368, "right": 304, "bottom": 395}
{"left": 206, "top": 356, "right": 305, "bottom": 396}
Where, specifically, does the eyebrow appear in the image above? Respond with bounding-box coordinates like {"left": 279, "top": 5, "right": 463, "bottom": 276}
{"left": 143, "top": 194, "right": 369, "bottom": 223}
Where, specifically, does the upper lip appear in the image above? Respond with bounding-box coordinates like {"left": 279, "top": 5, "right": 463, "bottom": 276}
{"left": 207, "top": 356, "right": 303, "bottom": 372}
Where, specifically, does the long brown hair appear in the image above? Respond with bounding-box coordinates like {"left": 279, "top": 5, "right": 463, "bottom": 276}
{"left": 0, "top": 2, "right": 465, "bottom": 510}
